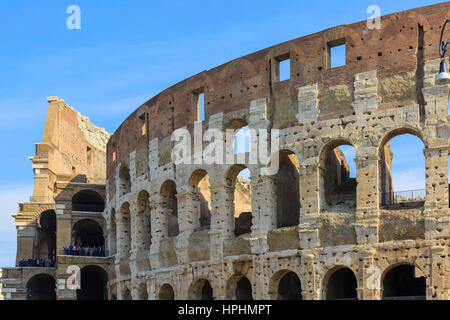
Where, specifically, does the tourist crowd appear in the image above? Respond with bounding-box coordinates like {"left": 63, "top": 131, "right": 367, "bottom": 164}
{"left": 63, "top": 245, "right": 105, "bottom": 257}
{"left": 18, "top": 258, "right": 55, "bottom": 268}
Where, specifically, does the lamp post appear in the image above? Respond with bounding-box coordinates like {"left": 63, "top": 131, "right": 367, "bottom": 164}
{"left": 435, "top": 19, "right": 450, "bottom": 85}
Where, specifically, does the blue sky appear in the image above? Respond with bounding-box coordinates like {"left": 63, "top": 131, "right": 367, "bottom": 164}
{"left": 0, "top": 0, "right": 445, "bottom": 267}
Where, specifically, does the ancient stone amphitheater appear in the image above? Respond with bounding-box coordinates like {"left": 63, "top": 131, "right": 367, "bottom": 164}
{"left": 1, "top": 3, "right": 450, "bottom": 300}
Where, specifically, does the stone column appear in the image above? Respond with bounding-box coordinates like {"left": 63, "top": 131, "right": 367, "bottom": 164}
{"left": 149, "top": 197, "right": 166, "bottom": 269}
{"left": 428, "top": 245, "right": 449, "bottom": 300}
{"left": 208, "top": 184, "right": 234, "bottom": 260}
{"left": 300, "top": 251, "right": 317, "bottom": 300}
{"left": 56, "top": 212, "right": 71, "bottom": 256}
{"left": 249, "top": 175, "right": 277, "bottom": 254}
{"left": 351, "top": 70, "right": 381, "bottom": 245}
{"left": 116, "top": 219, "right": 127, "bottom": 259}
{"left": 129, "top": 201, "right": 138, "bottom": 252}
{"left": 422, "top": 61, "right": 450, "bottom": 240}
{"left": 106, "top": 224, "right": 117, "bottom": 257}
{"left": 297, "top": 84, "right": 321, "bottom": 250}
{"left": 355, "top": 148, "right": 379, "bottom": 245}
{"left": 147, "top": 278, "right": 157, "bottom": 300}
{"left": 298, "top": 163, "right": 320, "bottom": 249}
{"left": 175, "top": 191, "right": 199, "bottom": 265}
{"left": 359, "top": 249, "right": 381, "bottom": 300}
{"left": 14, "top": 225, "right": 37, "bottom": 263}
{"left": 129, "top": 201, "right": 140, "bottom": 279}
{"left": 423, "top": 146, "right": 450, "bottom": 239}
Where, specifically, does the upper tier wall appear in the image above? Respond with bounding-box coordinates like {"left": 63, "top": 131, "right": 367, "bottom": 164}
{"left": 106, "top": 2, "right": 450, "bottom": 178}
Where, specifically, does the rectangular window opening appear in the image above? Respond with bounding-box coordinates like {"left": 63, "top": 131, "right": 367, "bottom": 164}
{"left": 86, "top": 146, "right": 92, "bottom": 163}
{"left": 279, "top": 58, "right": 290, "bottom": 82}
{"left": 329, "top": 39, "right": 346, "bottom": 69}
{"left": 139, "top": 113, "right": 147, "bottom": 136}
{"left": 194, "top": 89, "right": 205, "bottom": 122}
{"left": 274, "top": 53, "right": 290, "bottom": 82}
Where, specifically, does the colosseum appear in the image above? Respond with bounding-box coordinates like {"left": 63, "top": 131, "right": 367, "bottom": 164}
{"left": 1, "top": 2, "right": 450, "bottom": 301}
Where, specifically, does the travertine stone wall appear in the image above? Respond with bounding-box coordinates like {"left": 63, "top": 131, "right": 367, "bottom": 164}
{"left": 1, "top": 97, "right": 110, "bottom": 300}
{"left": 105, "top": 3, "right": 450, "bottom": 300}
{"left": 3, "top": 3, "right": 450, "bottom": 301}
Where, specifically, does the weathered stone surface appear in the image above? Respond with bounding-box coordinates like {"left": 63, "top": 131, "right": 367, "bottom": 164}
{"left": 3, "top": 3, "right": 450, "bottom": 301}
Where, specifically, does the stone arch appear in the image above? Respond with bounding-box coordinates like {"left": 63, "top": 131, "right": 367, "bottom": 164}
{"left": 268, "top": 269, "right": 302, "bottom": 300}
{"left": 37, "top": 210, "right": 56, "bottom": 260}
{"left": 136, "top": 190, "right": 151, "bottom": 250}
{"left": 160, "top": 179, "right": 179, "bottom": 237}
{"left": 189, "top": 278, "right": 214, "bottom": 300}
{"left": 72, "top": 219, "right": 104, "bottom": 247}
{"left": 26, "top": 273, "right": 56, "bottom": 300}
{"left": 118, "top": 202, "right": 131, "bottom": 258}
{"left": 119, "top": 165, "right": 131, "bottom": 196}
{"left": 72, "top": 189, "right": 105, "bottom": 212}
{"left": 224, "top": 164, "right": 252, "bottom": 237}
{"left": 381, "top": 262, "right": 426, "bottom": 300}
{"left": 159, "top": 283, "right": 175, "bottom": 300}
{"left": 275, "top": 150, "right": 301, "bottom": 228}
{"left": 323, "top": 266, "right": 358, "bottom": 300}
{"left": 108, "top": 208, "right": 117, "bottom": 255}
{"left": 77, "top": 265, "right": 108, "bottom": 300}
{"left": 377, "top": 127, "right": 426, "bottom": 207}
{"left": 226, "top": 274, "right": 253, "bottom": 300}
{"left": 318, "top": 139, "right": 357, "bottom": 211}
{"left": 188, "top": 169, "right": 212, "bottom": 228}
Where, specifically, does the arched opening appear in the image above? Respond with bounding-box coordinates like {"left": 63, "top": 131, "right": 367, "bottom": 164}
{"left": 319, "top": 141, "right": 357, "bottom": 211}
{"left": 226, "top": 275, "right": 253, "bottom": 300}
{"left": 236, "top": 277, "right": 253, "bottom": 300}
{"left": 382, "top": 264, "right": 426, "bottom": 300}
{"left": 201, "top": 281, "right": 213, "bottom": 300}
{"left": 37, "top": 210, "right": 56, "bottom": 261}
{"left": 379, "top": 132, "right": 425, "bottom": 209}
{"left": 72, "top": 190, "right": 105, "bottom": 212}
{"left": 276, "top": 150, "right": 300, "bottom": 228}
{"left": 189, "top": 279, "right": 213, "bottom": 300}
{"left": 325, "top": 267, "right": 358, "bottom": 300}
{"left": 160, "top": 180, "right": 179, "bottom": 237}
{"left": 159, "top": 284, "right": 175, "bottom": 300}
{"left": 72, "top": 219, "right": 104, "bottom": 248}
{"left": 234, "top": 125, "right": 251, "bottom": 155}
{"left": 76, "top": 265, "right": 108, "bottom": 300}
{"left": 189, "top": 169, "right": 212, "bottom": 229}
{"left": 138, "top": 282, "right": 148, "bottom": 300}
{"left": 119, "top": 166, "right": 131, "bottom": 196}
{"left": 119, "top": 203, "right": 131, "bottom": 258}
{"left": 109, "top": 209, "right": 117, "bottom": 255}
{"left": 226, "top": 165, "right": 252, "bottom": 237}
{"left": 277, "top": 271, "right": 302, "bottom": 300}
{"left": 27, "top": 274, "right": 56, "bottom": 300}
{"left": 137, "top": 190, "right": 151, "bottom": 250}
{"left": 122, "top": 288, "right": 132, "bottom": 300}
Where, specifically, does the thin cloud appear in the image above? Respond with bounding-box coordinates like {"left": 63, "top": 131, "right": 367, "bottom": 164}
{"left": 392, "top": 166, "right": 426, "bottom": 192}
{"left": 0, "top": 184, "right": 33, "bottom": 267}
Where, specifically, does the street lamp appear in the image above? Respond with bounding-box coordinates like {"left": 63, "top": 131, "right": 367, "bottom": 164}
{"left": 435, "top": 19, "right": 450, "bottom": 85}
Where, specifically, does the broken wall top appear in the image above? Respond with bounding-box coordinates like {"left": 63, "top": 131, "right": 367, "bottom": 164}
{"left": 107, "top": 2, "right": 450, "bottom": 177}
{"left": 36, "top": 96, "right": 111, "bottom": 186}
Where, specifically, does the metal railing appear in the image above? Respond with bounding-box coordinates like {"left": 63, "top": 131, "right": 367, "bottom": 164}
{"left": 381, "top": 189, "right": 426, "bottom": 206}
